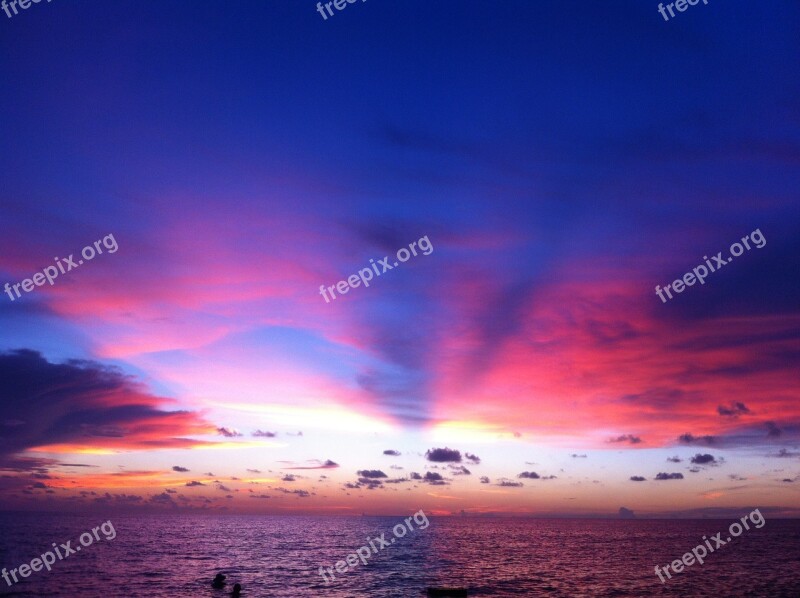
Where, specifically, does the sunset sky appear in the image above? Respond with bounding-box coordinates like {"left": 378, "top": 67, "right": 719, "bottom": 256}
{"left": 1, "top": 0, "right": 798, "bottom": 518}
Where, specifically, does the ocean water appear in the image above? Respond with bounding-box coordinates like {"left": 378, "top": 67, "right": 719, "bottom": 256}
{"left": 0, "top": 513, "right": 798, "bottom": 597}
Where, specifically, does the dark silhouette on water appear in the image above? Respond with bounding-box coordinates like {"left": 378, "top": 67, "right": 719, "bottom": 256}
{"left": 212, "top": 573, "right": 227, "bottom": 588}
{"left": 231, "top": 583, "right": 242, "bottom": 597}
{"left": 427, "top": 588, "right": 468, "bottom": 597}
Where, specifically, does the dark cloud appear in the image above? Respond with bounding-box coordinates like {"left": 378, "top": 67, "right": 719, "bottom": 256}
{"left": 497, "top": 480, "right": 523, "bottom": 487}
{"left": 479, "top": 476, "right": 490, "bottom": 484}
{"left": 383, "top": 450, "right": 401, "bottom": 456}
{"left": 609, "top": 434, "right": 642, "bottom": 444}
{"left": 449, "top": 465, "right": 471, "bottom": 475}
{"left": 217, "top": 427, "right": 242, "bottom": 438}
{"left": 246, "top": 469, "right": 261, "bottom": 474}
{"left": 769, "top": 448, "right": 800, "bottom": 458}
{"left": 285, "top": 460, "right": 339, "bottom": 470}
{"left": 249, "top": 494, "right": 271, "bottom": 499}
{"left": 149, "top": 492, "right": 177, "bottom": 507}
{"left": 357, "top": 470, "right": 387, "bottom": 479}
{"left": 518, "top": 471, "right": 540, "bottom": 479}
{"left": 185, "top": 481, "right": 205, "bottom": 487}
{"left": 570, "top": 454, "right": 587, "bottom": 458}
{"left": 423, "top": 471, "right": 447, "bottom": 485}
{"left": 465, "top": 453, "right": 481, "bottom": 464}
{"left": 690, "top": 454, "right": 717, "bottom": 465}
{"left": 252, "top": 430, "right": 277, "bottom": 437}
{"left": 0, "top": 350, "right": 213, "bottom": 460}
{"left": 718, "top": 402, "right": 751, "bottom": 417}
{"left": 357, "top": 478, "right": 384, "bottom": 489}
{"left": 281, "top": 474, "right": 296, "bottom": 482}
{"left": 619, "top": 507, "right": 636, "bottom": 519}
{"left": 655, "top": 472, "right": 684, "bottom": 481}
{"left": 274, "top": 488, "right": 310, "bottom": 497}
{"left": 630, "top": 476, "right": 646, "bottom": 482}
{"left": 172, "top": 466, "right": 189, "bottom": 473}
{"left": 409, "top": 472, "right": 422, "bottom": 480}
{"left": 766, "top": 421, "right": 783, "bottom": 437}
{"left": 678, "top": 433, "right": 718, "bottom": 446}
{"left": 425, "top": 447, "right": 462, "bottom": 463}
{"left": 667, "top": 456, "right": 683, "bottom": 463}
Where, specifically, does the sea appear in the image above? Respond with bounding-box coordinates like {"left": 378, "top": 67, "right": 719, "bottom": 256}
{"left": 0, "top": 513, "right": 798, "bottom": 597}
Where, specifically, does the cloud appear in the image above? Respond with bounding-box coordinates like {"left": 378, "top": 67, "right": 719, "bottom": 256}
{"left": 281, "top": 474, "right": 296, "bottom": 482}
{"left": 274, "top": 488, "right": 310, "bottom": 497}
{"left": 449, "top": 465, "right": 471, "bottom": 475}
{"left": 185, "top": 481, "right": 205, "bottom": 487}
{"left": 678, "top": 433, "right": 718, "bottom": 446}
{"left": 718, "top": 402, "right": 751, "bottom": 417}
{"left": 479, "top": 476, "right": 490, "bottom": 484}
{"left": 667, "top": 456, "right": 683, "bottom": 463}
{"left": 630, "top": 476, "right": 646, "bottom": 482}
{"left": 570, "top": 454, "right": 587, "bottom": 459}
{"left": 383, "top": 450, "right": 401, "bottom": 456}
{"left": 285, "top": 459, "right": 339, "bottom": 470}
{"left": 252, "top": 430, "right": 277, "bottom": 438}
{"left": 216, "top": 427, "right": 242, "bottom": 438}
{"left": 766, "top": 421, "right": 783, "bottom": 438}
{"left": 0, "top": 350, "right": 213, "bottom": 458}
{"left": 768, "top": 448, "right": 800, "bottom": 458}
{"left": 172, "top": 466, "right": 190, "bottom": 473}
{"left": 423, "top": 472, "right": 447, "bottom": 485}
{"left": 425, "top": 447, "right": 462, "bottom": 463}
{"left": 246, "top": 469, "right": 261, "bottom": 474}
{"left": 608, "top": 434, "right": 642, "bottom": 444}
{"left": 465, "top": 453, "right": 481, "bottom": 464}
{"left": 496, "top": 480, "right": 523, "bottom": 487}
{"left": 655, "top": 472, "right": 684, "bottom": 481}
{"left": 619, "top": 507, "right": 636, "bottom": 519}
{"left": 690, "top": 454, "right": 717, "bottom": 465}
{"left": 356, "top": 470, "right": 387, "bottom": 479}
{"left": 409, "top": 472, "right": 422, "bottom": 480}
{"left": 249, "top": 494, "right": 271, "bottom": 499}
{"left": 518, "top": 471, "right": 540, "bottom": 479}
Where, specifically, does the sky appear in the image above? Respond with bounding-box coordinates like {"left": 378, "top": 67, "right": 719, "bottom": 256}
{"left": 0, "top": 0, "right": 799, "bottom": 518}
